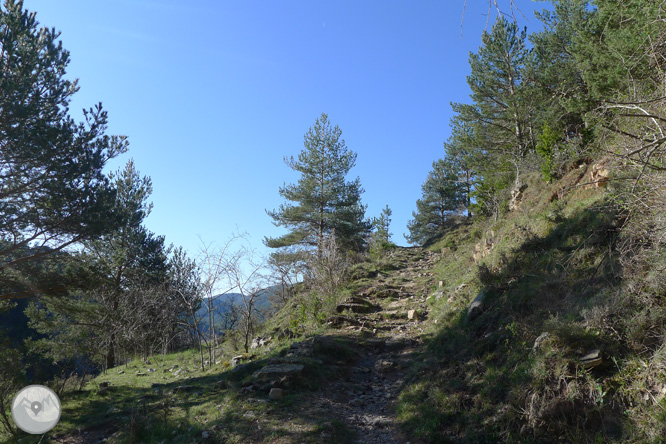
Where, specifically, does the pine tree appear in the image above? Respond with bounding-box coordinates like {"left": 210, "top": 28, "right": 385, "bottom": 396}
{"left": 28, "top": 162, "right": 171, "bottom": 370}
{"left": 452, "top": 17, "right": 535, "bottom": 185}
{"left": 406, "top": 158, "right": 465, "bottom": 245}
{"left": 0, "top": 0, "right": 127, "bottom": 300}
{"left": 265, "top": 113, "right": 371, "bottom": 255}
{"left": 373, "top": 205, "right": 393, "bottom": 245}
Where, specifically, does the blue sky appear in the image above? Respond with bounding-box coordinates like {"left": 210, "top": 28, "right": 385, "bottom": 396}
{"left": 24, "top": 0, "right": 546, "bottom": 264}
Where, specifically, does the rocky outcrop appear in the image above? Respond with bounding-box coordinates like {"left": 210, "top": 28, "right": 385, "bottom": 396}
{"left": 589, "top": 162, "right": 610, "bottom": 188}
{"left": 473, "top": 231, "right": 495, "bottom": 263}
{"left": 336, "top": 296, "right": 381, "bottom": 314}
{"left": 253, "top": 364, "right": 304, "bottom": 380}
{"left": 509, "top": 183, "right": 528, "bottom": 211}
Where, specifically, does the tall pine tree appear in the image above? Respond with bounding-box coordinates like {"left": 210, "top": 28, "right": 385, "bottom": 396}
{"left": 0, "top": 0, "right": 127, "bottom": 300}
{"left": 265, "top": 113, "right": 371, "bottom": 255}
{"left": 406, "top": 158, "right": 465, "bottom": 245}
{"left": 452, "top": 17, "right": 535, "bottom": 186}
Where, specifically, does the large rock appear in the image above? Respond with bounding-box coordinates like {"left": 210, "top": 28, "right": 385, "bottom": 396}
{"left": 589, "top": 163, "right": 610, "bottom": 188}
{"left": 509, "top": 183, "right": 528, "bottom": 211}
{"left": 254, "top": 364, "right": 304, "bottom": 380}
{"left": 473, "top": 233, "right": 495, "bottom": 263}
{"left": 250, "top": 336, "right": 272, "bottom": 349}
{"left": 466, "top": 288, "right": 489, "bottom": 323}
{"left": 336, "top": 296, "right": 380, "bottom": 314}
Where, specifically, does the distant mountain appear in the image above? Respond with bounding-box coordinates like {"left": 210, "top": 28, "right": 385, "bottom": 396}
{"left": 195, "top": 285, "right": 282, "bottom": 334}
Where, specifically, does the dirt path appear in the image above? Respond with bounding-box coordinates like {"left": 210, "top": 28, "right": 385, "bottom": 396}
{"left": 312, "top": 247, "right": 437, "bottom": 443}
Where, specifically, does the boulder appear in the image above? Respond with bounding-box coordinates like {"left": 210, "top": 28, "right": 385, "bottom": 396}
{"left": 590, "top": 163, "right": 610, "bottom": 188}
{"left": 509, "top": 183, "right": 528, "bottom": 211}
{"left": 466, "top": 288, "right": 489, "bottom": 323}
{"left": 251, "top": 336, "right": 273, "bottom": 349}
{"left": 254, "top": 364, "right": 304, "bottom": 380}
{"left": 269, "top": 388, "right": 284, "bottom": 400}
{"left": 407, "top": 310, "right": 419, "bottom": 321}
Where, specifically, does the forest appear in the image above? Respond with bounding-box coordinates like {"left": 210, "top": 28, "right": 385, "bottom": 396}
{"left": 3, "top": 0, "right": 666, "bottom": 442}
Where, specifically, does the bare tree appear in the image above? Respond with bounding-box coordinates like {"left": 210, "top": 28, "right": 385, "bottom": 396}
{"left": 223, "top": 244, "right": 267, "bottom": 353}
{"left": 197, "top": 234, "right": 241, "bottom": 367}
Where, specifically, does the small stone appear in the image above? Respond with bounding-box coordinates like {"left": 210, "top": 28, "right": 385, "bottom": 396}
{"left": 580, "top": 349, "right": 603, "bottom": 369}
{"left": 136, "top": 372, "right": 147, "bottom": 376}
{"left": 202, "top": 430, "right": 210, "bottom": 439}
{"left": 269, "top": 388, "right": 284, "bottom": 400}
{"left": 438, "top": 281, "right": 443, "bottom": 287}
{"left": 407, "top": 310, "right": 419, "bottom": 321}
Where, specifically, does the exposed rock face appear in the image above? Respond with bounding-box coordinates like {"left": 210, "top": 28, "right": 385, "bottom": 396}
{"left": 473, "top": 231, "right": 495, "bottom": 263}
{"left": 253, "top": 364, "right": 304, "bottom": 380}
{"left": 250, "top": 336, "right": 272, "bottom": 349}
{"left": 509, "top": 183, "right": 528, "bottom": 211}
{"left": 336, "top": 296, "right": 380, "bottom": 314}
{"left": 589, "top": 162, "right": 610, "bottom": 188}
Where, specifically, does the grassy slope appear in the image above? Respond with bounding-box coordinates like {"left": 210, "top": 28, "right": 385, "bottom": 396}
{"left": 397, "top": 167, "right": 666, "bottom": 443}
{"left": 5, "top": 162, "right": 666, "bottom": 443}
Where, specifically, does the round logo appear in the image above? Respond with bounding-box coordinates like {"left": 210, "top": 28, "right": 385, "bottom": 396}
{"left": 11, "top": 385, "right": 61, "bottom": 434}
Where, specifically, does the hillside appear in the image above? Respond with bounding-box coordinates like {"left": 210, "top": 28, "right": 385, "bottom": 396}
{"left": 6, "top": 158, "right": 664, "bottom": 443}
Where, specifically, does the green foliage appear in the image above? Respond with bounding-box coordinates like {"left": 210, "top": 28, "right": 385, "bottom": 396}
{"left": 406, "top": 158, "right": 465, "bottom": 245}
{"left": 536, "top": 123, "right": 562, "bottom": 182}
{"left": 265, "top": 113, "right": 372, "bottom": 255}
{"left": 27, "top": 162, "right": 177, "bottom": 371}
{"left": 452, "top": 17, "right": 535, "bottom": 168}
{"left": 0, "top": 0, "right": 127, "bottom": 301}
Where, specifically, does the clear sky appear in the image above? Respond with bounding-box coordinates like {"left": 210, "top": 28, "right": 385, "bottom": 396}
{"left": 24, "top": 0, "right": 546, "bottom": 265}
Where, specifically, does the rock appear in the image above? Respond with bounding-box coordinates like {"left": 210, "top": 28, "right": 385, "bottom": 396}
{"left": 466, "top": 287, "right": 489, "bottom": 323}
{"left": 509, "top": 183, "right": 528, "bottom": 211}
{"left": 407, "top": 310, "right": 419, "bottom": 321}
{"left": 251, "top": 336, "right": 273, "bottom": 349}
{"left": 231, "top": 355, "right": 244, "bottom": 367}
{"left": 231, "top": 363, "right": 249, "bottom": 373}
{"left": 580, "top": 349, "right": 603, "bottom": 368}
{"left": 117, "top": 370, "right": 125, "bottom": 375}
{"left": 326, "top": 315, "right": 360, "bottom": 327}
{"left": 147, "top": 368, "right": 156, "bottom": 372}
{"left": 438, "top": 281, "right": 444, "bottom": 287}
{"left": 202, "top": 430, "right": 210, "bottom": 439}
{"left": 136, "top": 372, "right": 147, "bottom": 376}
{"left": 473, "top": 236, "right": 494, "bottom": 263}
{"left": 254, "top": 364, "right": 304, "bottom": 380}
{"left": 430, "top": 291, "right": 445, "bottom": 301}
{"left": 590, "top": 162, "right": 610, "bottom": 188}
{"left": 336, "top": 296, "right": 380, "bottom": 314}
{"left": 269, "top": 387, "right": 284, "bottom": 400}
{"left": 532, "top": 332, "right": 551, "bottom": 352}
